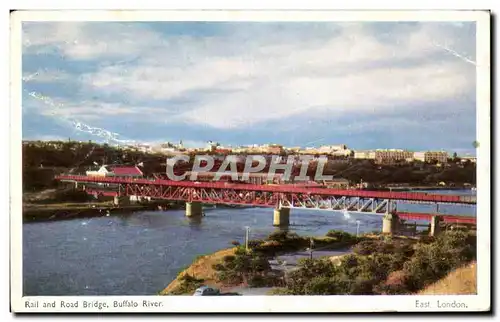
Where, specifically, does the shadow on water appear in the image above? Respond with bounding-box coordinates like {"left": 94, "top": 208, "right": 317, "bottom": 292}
{"left": 186, "top": 216, "right": 203, "bottom": 230}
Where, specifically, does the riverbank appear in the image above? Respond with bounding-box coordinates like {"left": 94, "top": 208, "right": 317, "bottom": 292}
{"left": 160, "top": 247, "right": 239, "bottom": 295}
{"left": 160, "top": 231, "right": 363, "bottom": 295}
{"left": 160, "top": 230, "right": 476, "bottom": 296}
{"left": 22, "top": 201, "right": 183, "bottom": 222}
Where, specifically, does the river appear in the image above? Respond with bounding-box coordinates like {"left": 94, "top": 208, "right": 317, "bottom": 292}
{"left": 23, "top": 190, "right": 476, "bottom": 296}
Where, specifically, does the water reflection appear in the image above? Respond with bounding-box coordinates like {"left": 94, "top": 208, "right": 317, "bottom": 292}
{"left": 187, "top": 216, "right": 203, "bottom": 230}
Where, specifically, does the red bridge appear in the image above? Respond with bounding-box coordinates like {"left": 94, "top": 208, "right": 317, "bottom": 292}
{"left": 55, "top": 175, "right": 477, "bottom": 226}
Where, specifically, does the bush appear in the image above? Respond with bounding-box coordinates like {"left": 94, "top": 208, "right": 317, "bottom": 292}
{"left": 212, "top": 263, "right": 225, "bottom": 271}
{"left": 214, "top": 247, "right": 274, "bottom": 286}
{"left": 216, "top": 270, "right": 243, "bottom": 285}
{"left": 400, "top": 231, "right": 476, "bottom": 292}
{"left": 247, "top": 275, "right": 280, "bottom": 288}
{"left": 235, "top": 246, "right": 248, "bottom": 256}
{"left": 374, "top": 270, "right": 411, "bottom": 295}
{"left": 349, "top": 275, "right": 377, "bottom": 295}
{"left": 267, "top": 230, "right": 290, "bottom": 242}
{"left": 251, "top": 256, "right": 271, "bottom": 272}
{"left": 353, "top": 239, "right": 415, "bottom": 258}
{"left": 247, "top": 239, "right": 264, "bottom": 249}
{"left": 352, "top": 240, "right": 378, "bottom": 255}
{"left": 304, "top": 276, "right": 342, "bottom": 295}
{"left": 169, "top": 274, "right": 205, "bottom": 295}
{"left": 326, "top": 230, "right": 356, "bottom": 242}
{"left": 267, "top": 288, "right": 295, "bottom": 295}
{"left": 275, "top": 230, "right": 476, "bottom": 295}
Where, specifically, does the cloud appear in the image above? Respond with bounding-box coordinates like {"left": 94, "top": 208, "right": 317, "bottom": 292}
{"left": 24, "top": 93, "right": 172, "bottom": 121}
{"left": 21, "top": 21, "right": 476, "bottom": 148}
{"left": 22, "top": 69, "right": 72, "bottom": 83}
{"left": 23, "top": 22, "right": 166, "bottom": 61}
{"left": 60, "top": 22, "right": 475, "bottom": 129}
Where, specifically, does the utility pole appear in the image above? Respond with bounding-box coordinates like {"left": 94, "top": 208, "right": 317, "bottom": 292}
{"left": 356, "top": 220, "right": 361, "bottom": 237}
{"left": 309, "top": 238, "right": 314, "bottom": 260}
{"left": 245, "top": 226, "right": 250, "bottom": 252}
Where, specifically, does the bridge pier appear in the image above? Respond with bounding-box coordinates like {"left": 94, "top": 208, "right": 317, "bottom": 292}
{"left": 113, "top": 196, "right": 131, "bottom": 206}
{"left": 382, "top": 213, "right": 400, "bottom": 235}
{"left": 430, "top": 215, "right": 443, "bottom": 237}
{"left": 186, "top": 202, "right": 203, "bottom": 217}
{"left": 273, "top": 207, "right": 290, "bottom": 227}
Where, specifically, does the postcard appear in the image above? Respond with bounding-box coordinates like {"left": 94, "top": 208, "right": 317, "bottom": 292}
{"left": 10, "top": 9, "right": 490, "bottom": 313}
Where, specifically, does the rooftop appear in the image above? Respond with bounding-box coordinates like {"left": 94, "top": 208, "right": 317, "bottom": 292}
{"left": 109, "top": 165, "right": 144, "bottom": 176}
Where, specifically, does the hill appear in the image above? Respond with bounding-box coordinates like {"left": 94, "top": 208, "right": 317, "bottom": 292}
{"left": 418, "top": 261, "right": 477, "bottom": 295}
{"left": 160, "top": 248, "right": 238, "bottom": 295}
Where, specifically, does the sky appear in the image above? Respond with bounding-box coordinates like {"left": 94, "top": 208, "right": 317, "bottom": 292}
{"left": 21, "top": 21, "right": 477, "bottom": 155}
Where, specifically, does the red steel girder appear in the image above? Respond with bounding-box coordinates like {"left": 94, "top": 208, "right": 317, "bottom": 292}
{"left": 56, "top": 175, "right": 476, "bottom": 205}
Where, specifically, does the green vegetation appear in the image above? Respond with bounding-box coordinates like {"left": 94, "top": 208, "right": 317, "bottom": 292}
{"left": 212, "top": 230, "right": 360, "bottom": 288}
{"left": 322, "top": 160, "right": 476, "bottom": 187}
{"left": 24, "top": 189, "right": 94, "bottom": 204}
{"left": 168, "top": 274, "right": 205, "bottom": 295}
{"left": 271, "top": 231, "right": 475, "bottom": 295}
{"left": 212, "top": 249, "right": 274, "bottom": 287}
{"left": 23, "top": 141, "right": 168, "bottom": 191}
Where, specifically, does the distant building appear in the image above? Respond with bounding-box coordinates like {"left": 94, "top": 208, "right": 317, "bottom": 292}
{"left": 460, "top": 156, "right": 477, "bottom": 163}
{"left": 184, "top": 171, "right": 284, "bottom": 184}
{"left": 87, "top": 165, "right": 143, "bottom": 178}
{"left": 322, "top": 178, "right": 350, "bottom": 189}
{"left": 110, "top": 165, "right": 144, "bottom": 178}
{"left": 86, "top": 165, "right": 110, "bottom": 177}
{"left": 266, "top": 144, "right": 284, "bottom": 154}
{"left": 215, "top": 148, "right": 232, "bottom": 155}
{"left": 424, "top": 151, "right": 449, "bottom": 163}
{"left": 354, "top": 150, "right": 376, "bottom": 160}
{"left": 286, "top": 146, "right": 302, "bottom": 153}
{"left": 413, "top": 151, "right": 426, "bottom": 162}
{"left": 137, "top": 144, "right": 152, "bottom": 153}
{"left": 374, "top": 150, "right": 414, "bottom": 165}
{"left": 206, "top": 141, "right": 218, "bottom": 152}
{"left": 318, "top": 144, "right": 350, "bottom": 156}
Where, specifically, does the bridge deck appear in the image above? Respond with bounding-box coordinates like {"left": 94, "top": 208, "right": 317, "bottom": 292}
{"left": 57, "top": 175, "right": 477, "bottom": 204}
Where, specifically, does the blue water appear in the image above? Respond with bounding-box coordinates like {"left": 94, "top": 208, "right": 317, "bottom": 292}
{"left": 22, "top": 190, "right": 476, "bottom": 296}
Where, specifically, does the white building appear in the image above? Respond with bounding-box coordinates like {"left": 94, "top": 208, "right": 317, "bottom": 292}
{"left": 332, "top": 149, "right": 352, "bottom": 157}
{"left": 461, "top": 156, "right": 477, "bottom": 163}
{"left": 354, "top": 150, "right": 376, "bottom": 160}
{"left": 413, "top": 151, "right": 426, "bottom": 162}
{"left": 86, "top": 165, "right": 111, "bottom": 177}
{"left": 206, "top": 141, "right": 219, "bottom": 152}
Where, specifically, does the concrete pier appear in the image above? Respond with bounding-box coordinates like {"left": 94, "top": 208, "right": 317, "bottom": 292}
{"left": 113, "top": 196, "right": 131, "bottom": 206}
{"left": 273, "top": 207, "right": 290, "bottom": 227}
{"left": 430, "top": 215, "right": 443, "bottom": 237}
{"left": 382, "top": 213, "right": 399, "bottom": 235}
{"left": 186, "top": 202, "right": 203, "bottom": 217}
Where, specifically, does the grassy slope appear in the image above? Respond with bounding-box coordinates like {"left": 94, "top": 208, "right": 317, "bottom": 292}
{"left": 160, "top": 248, "right": 237, "bottom": 295}
{"left": 418, "top": 261, "right": 477, "bottom": 295}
